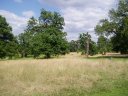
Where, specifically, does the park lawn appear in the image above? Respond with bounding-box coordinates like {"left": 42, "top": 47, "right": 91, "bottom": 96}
{"left": 0, "top": 53, "right": 128, "bottom": 96}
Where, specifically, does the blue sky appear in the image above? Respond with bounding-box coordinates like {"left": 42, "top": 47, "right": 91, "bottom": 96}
{"left": 0, "top": 0, "right": 41, "bottom": 16}
{"left": 0, "top": 0, "right": 117, "bottom": 41}
{"left": 0, "top": 0, "right": 60, "bottom": 18}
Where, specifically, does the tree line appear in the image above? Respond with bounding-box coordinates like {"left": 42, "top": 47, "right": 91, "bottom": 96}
{"left": 70, "top": 0, "right": 128, "bottom": 55}
{"left": 95, "top": 0, "right": 128, "bottom": 54}
{"left": 0, "top": 0, "right": 128, "bottom": 59}
{"left": 69, "top": 33, "right": 112, "bottom": 56}
{"left": 0, "top": 9, "right": 69, "bottom": 59}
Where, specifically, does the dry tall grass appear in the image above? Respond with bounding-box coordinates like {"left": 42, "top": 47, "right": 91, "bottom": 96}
{"left": 0, "top": 53, "right": 128, "bottom": 96}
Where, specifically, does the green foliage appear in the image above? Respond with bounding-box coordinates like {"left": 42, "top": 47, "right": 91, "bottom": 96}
{"left": 0, "top": 15, "right": 18, "bottom": 58}
{"left": 89, "top": 41, "right": 98, "bottom": 55}
{"left": 79, "top": 33, "right": 90, "bottom": 51}
{"left": 39, "top": 9, "right": 65, "bottom": 29}
{"left": 17, "top": 33, "right": 31, "bottom": 57}
{"left": 97, "top": 36, "right": 112, "bottom": 55}
{"left": 69, "top": 40, "right": 79, "bottom": 52}
{"left": 17, "top": 17, "right": 38, "bottom": 58}
{"left": 32, "top": 28, "right": 68, "bottom": 58}
{"left": 18, "top": 9, "right": 68, "bottom": 58}
{"left": 79, "top": 33, "right": 97, "bottom": 55}
{"left": 95, "top": 0, "right": 128, "bottom": 54}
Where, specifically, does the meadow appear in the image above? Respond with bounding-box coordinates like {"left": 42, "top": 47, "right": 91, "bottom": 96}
{"left": 0, "top": 53, "right": 128, "bottom": 96}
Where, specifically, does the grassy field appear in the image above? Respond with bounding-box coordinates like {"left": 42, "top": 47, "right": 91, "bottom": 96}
{"left": 0, "top": 53, "right": 128, "bottom": 96}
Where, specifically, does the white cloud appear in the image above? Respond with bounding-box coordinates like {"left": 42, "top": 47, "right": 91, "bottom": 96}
{"left": 22, "top": 11, "right": 35, "bottom": 18}
{"left": 0, "top": 10, "right": 29, "bottom": 35}
{"left": 62, "top": 7, "right": 108, "bottom": 41}
{"left": 39, "top": 0, "right": 117, "bottom": 41}
{"left": 14, "top": 0, "right": 23, "bottom": 3}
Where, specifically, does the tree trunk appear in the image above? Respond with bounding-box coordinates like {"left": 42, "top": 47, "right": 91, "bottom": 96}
{"left": 45, "top": 53, "right": 51, "bottom": 58}
{"left": 86, "top": 39, "right": 89, "bottom": 58}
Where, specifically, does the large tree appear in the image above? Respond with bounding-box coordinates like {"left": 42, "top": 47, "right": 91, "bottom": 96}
{"left": 18, "top": 9, "right": 68, "bottom": 58}
{"left": 0, "top": 15, "right": 17, "bottom": 58}
{"left": 95, "top": 0, "right": 128, "bottom": 54}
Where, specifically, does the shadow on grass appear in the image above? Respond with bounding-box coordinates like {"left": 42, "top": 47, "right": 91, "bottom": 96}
{"left": 0, "top": 55, "right": 62, "bottom": 61}
{"left": 88, "top": 54, "right": 128, "bottom": 59}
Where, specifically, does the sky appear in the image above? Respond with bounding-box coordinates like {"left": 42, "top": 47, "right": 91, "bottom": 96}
{"left": 0, "top": 0, "right": 118, "bottom": 41}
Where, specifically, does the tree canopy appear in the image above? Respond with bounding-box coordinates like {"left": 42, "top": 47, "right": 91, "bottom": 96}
{"left": 78, "top": 33, "right": 97, "bottom": 55}
{"left": 95, "top": 0, "right": 128, "bottom": 54}
{"left": 0, "top": 15, "right": 17, "bottom": 58}
{"left": 17, "top": 9, "right": 69, "bottom": 58}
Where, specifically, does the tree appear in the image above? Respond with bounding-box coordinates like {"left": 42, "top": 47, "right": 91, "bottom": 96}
{"left": 32, "top": 27, "right": 68, "bottom": 58}
{"left": 25, "top": 17, "right": 38, "bottom": 57}
{"left": 97, "top": 36, "right": 108, "bottom": 55}
{"left": 0, "top": 15, "right": 17, "bottom": 58}
{"left": 79, "top": 33, "right": 97, "bottom": 56}
{"left": 18, "top": 17, "right": 39, "bottom": 58}
{"left": 79, "top": 33, "right": 90, "bottom": 52}
{"left": 17, "top": 33, "right": 31, "bottom": 57}
{"left": 89, "top": 41, "right": 98, "bottom": 56}
{"left": 69, "top": 40, "right": 79, "bottom": 52}
{"left": 18, "top": 9, "right": 69, "bottom": 58}
{"left": 95, "top": 0, "right": 128, "bottom": 54}
{"left": 35, "top": 9, "right": 68, "bottom": 58}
